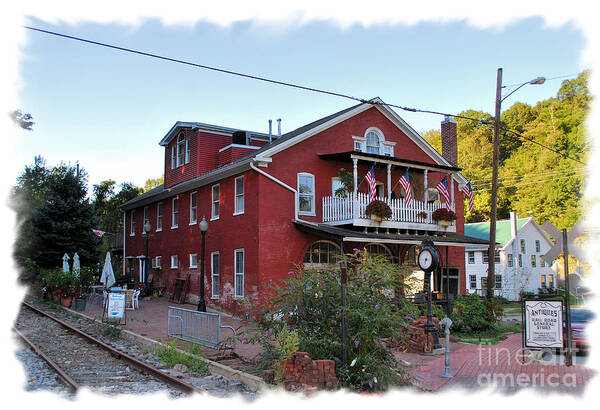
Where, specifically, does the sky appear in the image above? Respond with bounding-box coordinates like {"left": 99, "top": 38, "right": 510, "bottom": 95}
{"left": 3, "top": 1, "right": 600, "bottom": 407}
{"left": 10, "top": 10, "right": 589, "bottom": 191}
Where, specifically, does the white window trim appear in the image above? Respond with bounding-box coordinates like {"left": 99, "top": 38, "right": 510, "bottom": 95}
{"left": 297, "top": 172, "right": 316, "bottom": 216}
{"left": 171, "top": 255, "right": 179, "bottom": 269}
{"left": 171, "top": 146, "right": 176, "bottom": 169}
{"left": 171, "top": 197, "right": 179, "bottom": 229}
{"left": 234, "top": 248, "right": 244, "bottom": 298}
{"left": 189, "top": 253, "right": 198, "bottom": 269}
{"left": 156, "top": 202, "right": 163, "bottom": 232}
{"left": 234, "top": 176, "right": 245, "bottom": 215}
{"left": 189, "top": 191, "right": 197, "bottom": 225}
{"left": 176, "top": 133, "right": 186, "bottom": 168}
{"left": 211, "top": 251, "right": 220, "bottom": 299}
{"left": 185, "top": 139, "right": 190, "bottom": 164}
{"left": 152, "top": 256, "right": 162, "bottom": 269}
{"left": 130, "top": 210, "right": 136, "bottom": 236}
{"left": 211, "top": 184, "right": 220, "bottom": 220}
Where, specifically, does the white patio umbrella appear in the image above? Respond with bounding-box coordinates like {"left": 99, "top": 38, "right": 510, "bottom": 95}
{"left": 62, "top": 253, "right": 70, "bottom": 272}
{"left": 100, "top": 252, "right": 116, "bottom": 289}
{"left": 73, "top": 253, "right": 81, "bottom": 277}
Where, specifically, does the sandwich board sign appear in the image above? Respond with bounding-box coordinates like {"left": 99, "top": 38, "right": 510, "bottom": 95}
{"left": 523, "top": 300, "right": 563, "bottom": 348}
{"left": 105, "top": 292, "right": 126, "bottom": 324}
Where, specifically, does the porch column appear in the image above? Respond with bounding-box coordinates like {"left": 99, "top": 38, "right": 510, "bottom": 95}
{"left": 423, "top": 170, "right": 428, "bottom": 203}
{"left": 450, "top": 173, "right": 455, "bottom": 211}
{"left": 353, "top": 158, "right": 358, "bottom": 219}
{"left": 387, "top": 163, "right": 392, "bottom": 201}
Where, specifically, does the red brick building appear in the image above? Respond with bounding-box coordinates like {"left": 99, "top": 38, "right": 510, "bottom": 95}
{"left": 121, "top": 98, "right": 487, "bottom": 307}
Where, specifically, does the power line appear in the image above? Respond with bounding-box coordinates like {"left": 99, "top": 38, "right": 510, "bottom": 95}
{"left": 470, "top": 168, "right": 586, "bottom": 185}
{"left": 472, "top": 174, "right": 585, "bottom": 192}
{"left": 23, "top": 25, "right": 493, "bottom": 127}
{"left": 24, "top": 25, "right": 584, "bottom": 164}
{"left": 502, "top": 128, "right": 586, "bottom": 165}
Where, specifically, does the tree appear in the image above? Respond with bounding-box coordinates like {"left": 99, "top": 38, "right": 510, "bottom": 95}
{"left": 9, "top": 110, "right": 35, "bottom": 130}
{"left": 92, "top": 181, "right": 143, "bottom": 234}
{"left": 26, "top": 164, "right": 101, "bottom": 269}
{"left": 144, "top": 176, "right": 164, "bottom": 192}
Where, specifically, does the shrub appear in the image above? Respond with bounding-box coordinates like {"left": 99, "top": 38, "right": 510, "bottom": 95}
{"left": 365, "top": 200, "right": 392, "bottom": 220}
{"left": 246, "top": 250, "right": 414, "bottom": 391}
{"left": 450, "top": 294, "right": 500, "bottom": 333}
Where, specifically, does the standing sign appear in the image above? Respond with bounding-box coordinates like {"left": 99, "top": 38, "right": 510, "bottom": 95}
{"left": 106, "top": 293, "right": 126, "bottom": 321}
{"left": 523, "top": 300, "right": 563, "bottom": 348}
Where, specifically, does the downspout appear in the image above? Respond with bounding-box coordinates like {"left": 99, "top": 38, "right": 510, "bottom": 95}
{"left": 250, "top": 161, "right": 299, "bottom": 220}
{"left": 122, "top": 210, "right": 126, "bottom": 276}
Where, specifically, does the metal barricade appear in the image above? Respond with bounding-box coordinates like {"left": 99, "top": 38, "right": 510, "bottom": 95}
{"left": 167, "top": 306, "right": 236, "bottom": 350}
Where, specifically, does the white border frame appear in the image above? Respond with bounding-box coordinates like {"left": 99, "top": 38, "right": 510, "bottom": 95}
{"left": 211, "top": 184, "right": 220, "bottom": 220}
{"left": 234, "top": 248, "right": 244, "bottom": 298}
{"left": 189, "top": 191, "right": 197, "bottom": 225}
{"left": 297, "top": 172, "right": 316, "bottom": 216}
{"left": 233, "top": 176, "right": 245, "bottom": 215}
{"left": 211, "top": 251, "right": 220, "bottom": 299}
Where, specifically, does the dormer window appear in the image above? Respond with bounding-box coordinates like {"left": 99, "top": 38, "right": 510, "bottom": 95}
{"left": 362, "top": 128, "right": 395, "bottom": 156}
{"left": 172, "top": 132, "right": 190, "bottom": 169}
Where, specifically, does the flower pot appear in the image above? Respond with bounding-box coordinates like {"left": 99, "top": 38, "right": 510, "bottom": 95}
{"left": 370, "top": 214, "right": 383, "bottom": 222}
{"left": 74, "top": 298, "right": 87, "bottom": 311}
{"left": 438, "top": 220, "right": 451, "bottom": 228}
{"left": 60, "top": 295, "right": 73, "bottom": 308}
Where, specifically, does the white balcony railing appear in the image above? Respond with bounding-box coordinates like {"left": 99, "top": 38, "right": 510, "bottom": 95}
{"left": 322, "top": 192, "right": 454, "bottom": 228}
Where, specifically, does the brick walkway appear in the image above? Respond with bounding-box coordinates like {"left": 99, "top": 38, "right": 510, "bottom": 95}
{"left": 82, "top": 296, "right": 595, "bottom": 393}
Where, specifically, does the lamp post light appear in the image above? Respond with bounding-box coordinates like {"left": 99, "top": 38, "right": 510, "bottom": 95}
{"left": 143, "top": 220, "right": 151, "bottom": 292}
{"left": 197, "top": 216, "right": 209, "bottom": 312}
{"left": 487, "top": 69, "right": 545, "bottom": 299}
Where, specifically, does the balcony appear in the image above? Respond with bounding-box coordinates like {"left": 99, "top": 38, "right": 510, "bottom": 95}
{"left": 322, "top": 192, "right": 455, "bottom": 232}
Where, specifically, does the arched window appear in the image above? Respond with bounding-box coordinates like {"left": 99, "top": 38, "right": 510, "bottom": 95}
{"left": 303, "top": 241, "right": 341, "bottom": 265}
{"left": 365, "top": 131, "right": 381, "bottom": 154}
{"left": 365, "top": 243, "right": 394, "bottom": 261}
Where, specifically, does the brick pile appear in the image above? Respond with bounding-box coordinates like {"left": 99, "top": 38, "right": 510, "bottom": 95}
{"left": 405, "top": 316, "right": 440, "bottom": 353}
{"left": 282, "top": 351, "right": 338, "bottom": 391}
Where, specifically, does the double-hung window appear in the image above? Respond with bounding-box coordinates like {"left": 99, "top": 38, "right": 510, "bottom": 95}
{"left": 468, "top": 251, "right": 475, "bottom": 264}
{"left": 171, "top": 255, "right": 179, "bottom": 269}
{"left": 541, "top": 274, "right": 546, "bottom": 288}
{"left": 298, "top": 173, "right": 315, "bottom": 215}
{"left": 211, "top": 252, "right": 220, "bottom": 298}
{"left": 212, "top": 184, "right": 220, "bottom": 219}
{"left": 507, "top": 254, "right": 514, "bottom": 267}
{"left": 494, "top": 250, "right": 500, "bottom": 263}
{"left": 549, "top": 274, "right": 554, "bottom": 288}
{"left": 156, "top": 203, "right": 163, "bottom": 231}
{"left": 495, "top": 275, "right": 502, "bottom": 289}
{"left": 130, "top": 210, "right": 136, "bottom": 236}
{"left": 189, "top": 192, "right": 197, "bottom": 225}
{"left": 535, "top": 240, "right": 541, "bottom": 253}
{"left": 518, "top": 254, "right": 523, "bottom": 267}
{"left": 176, "top": 134, "right": 186, "bottom": 167}
{"left": 172, "top": 198, "right": 179, "bottom": 228}
{"left": 143, "top": 206, "right": 150, "bottom": 231}
{"left": 482, "top": 251, "right": 489, "bottom": 263}
{"left": 520, "top": 239, "right": 526, "bottom": 253}
{"left": 234, "top": 249, "right": 244, "bottom": 298}
{"left": 189, "top": 253, "right": 197, "bottom": 269}
{"left": 531, "top": 255, "right": 537, "bottom": 267}
{"left": 469, "top": 275, "right": 477, "bottom": 289}
{"left": 234, "top": 176, "right": 244, "bottom": 215}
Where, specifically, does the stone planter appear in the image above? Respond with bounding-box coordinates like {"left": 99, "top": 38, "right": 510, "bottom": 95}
{"left": 60, "top": 295, "right": 73, "bottom": 308}
{"left": 74, "top": 298, "right": 87, "bottom": 311}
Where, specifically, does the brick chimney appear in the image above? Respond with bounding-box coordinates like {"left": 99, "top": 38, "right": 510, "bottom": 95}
{"left": 441, "top": 115, "right": 458, "bottom": 167}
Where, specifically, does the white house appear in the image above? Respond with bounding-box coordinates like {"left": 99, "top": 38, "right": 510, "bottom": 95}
{"left": 464, "top": 212, "right": 556, "bottom": 301}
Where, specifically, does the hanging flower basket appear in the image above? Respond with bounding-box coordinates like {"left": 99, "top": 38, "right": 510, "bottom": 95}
{"left": 365, "top": 200, "right": 392, "bottom": 221}
{"left": 432, "top": 208, "right": 456, "bottom": 227}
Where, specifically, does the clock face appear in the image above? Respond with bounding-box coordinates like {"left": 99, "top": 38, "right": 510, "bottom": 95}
{"left": 419, "top": 250, "right": 433, "bottom": 270}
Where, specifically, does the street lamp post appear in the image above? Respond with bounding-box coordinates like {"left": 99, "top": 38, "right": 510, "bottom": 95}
{"left": 487, "top": 69, "right": 545, "bottom": 299}
{"left": 143, "top": 221, "right": 151, "bottom": 293}
{"left": 197, "top": 216, "right": 209, "bottom": 312}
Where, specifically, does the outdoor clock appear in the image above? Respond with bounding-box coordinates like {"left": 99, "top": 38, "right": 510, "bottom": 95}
{"left": 418, "top": 242, "right": 440, "bottom": 272}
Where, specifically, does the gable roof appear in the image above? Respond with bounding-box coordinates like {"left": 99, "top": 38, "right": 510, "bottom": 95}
{"left": 465, "top": 218, "right": 530, "bottom": 249}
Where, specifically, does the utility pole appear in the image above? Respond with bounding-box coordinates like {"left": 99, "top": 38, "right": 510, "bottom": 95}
{"left": 487, "top": 68, "right": 502, "bottom": 299}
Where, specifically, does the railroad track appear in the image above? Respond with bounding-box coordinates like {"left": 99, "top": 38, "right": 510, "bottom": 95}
{"left": 16, "top": 301, "right": 204, "bottom": 396}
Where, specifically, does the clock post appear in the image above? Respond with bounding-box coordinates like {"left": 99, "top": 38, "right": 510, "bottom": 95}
{"left": 418, "top": 239, "right": 443, "bottom": 351}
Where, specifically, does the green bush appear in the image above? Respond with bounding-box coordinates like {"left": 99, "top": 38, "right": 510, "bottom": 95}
{"left": 450, "top": 294, "right": 500, "bottom": 334}
{"left": 247, "top": 250, "right": 414, "bottom": 392}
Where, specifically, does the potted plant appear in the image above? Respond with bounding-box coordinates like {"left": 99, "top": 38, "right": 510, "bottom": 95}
{"left": 74, "top": 291, "right": 88, "bottom": 310}
{"left": 416, "top": 211, "right": 428, "bottom": 220}
{"left": 432, "top": 208, "right": 456, "bottom": 227}
{"left": 60, "top": 285, "right": 76, "bottom": 307}
{"left": 365, "top": 199, "right": 392, "bottom": 222}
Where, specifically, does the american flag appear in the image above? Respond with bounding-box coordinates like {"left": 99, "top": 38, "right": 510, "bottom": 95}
{"left": 92, "top": 229, "right": 106, "bottom": 237}
{"left": 399, "top": 168, "right": 412, "bottom": 206}
{"left": 462, "top": 181, "right": 474, "bottom": 213}
{"left": 436, "top": 176, "right": 452, "bottom": 209}
{"left": 365, "top": 166, "right": 377, "bottom": 201}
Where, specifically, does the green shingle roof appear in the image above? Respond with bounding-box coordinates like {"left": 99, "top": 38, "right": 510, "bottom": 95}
{"left": 464, "top": 218, "right": 529, "bottom": 247}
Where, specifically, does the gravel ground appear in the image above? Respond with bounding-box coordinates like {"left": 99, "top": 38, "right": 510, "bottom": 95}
{"left": 15, "top": 297, "right": 258, "bottom": 400}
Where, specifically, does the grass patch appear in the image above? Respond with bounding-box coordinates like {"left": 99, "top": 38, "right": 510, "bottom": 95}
{"left": 101, "top": 323, "right": 121, "bottom": 338}
{"left": 155, "top": 340, "right": 210, "bottom": 375}
{"left": 454, "top": 323, "right": 522, "bottom": 345}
